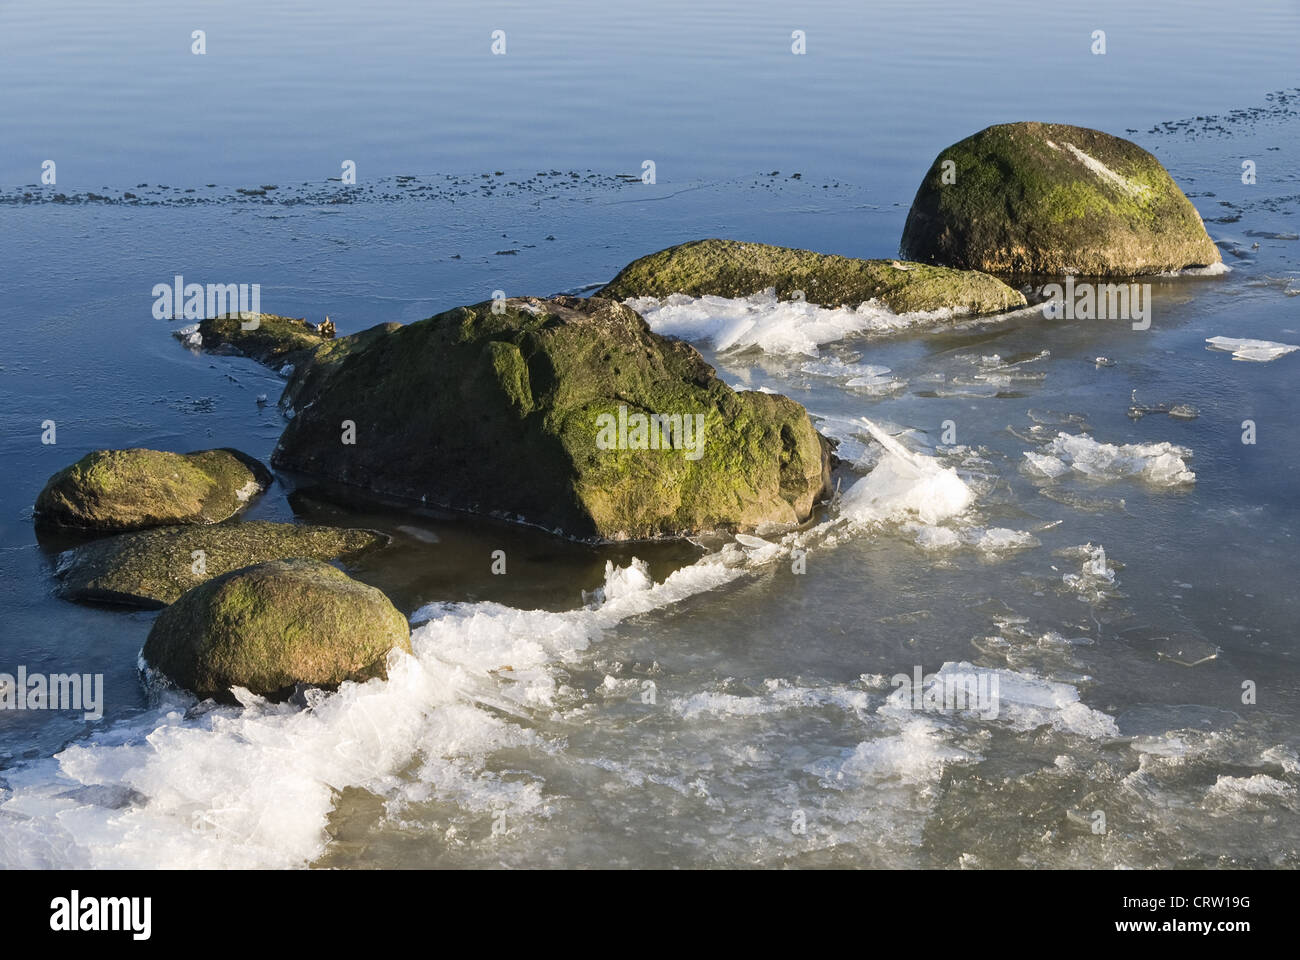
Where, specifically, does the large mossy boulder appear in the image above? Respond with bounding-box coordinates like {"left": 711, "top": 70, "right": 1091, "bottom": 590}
{"left": 35, "top": 448, "right": 271, "bottom": 533}
{"left": 272, "top": 295, "right": 831, "bottom": 540}
{"left": 142, "top": 558, "right": 410, "bottom": 700}
{"left": 55, "top": 521, "right": 388, "bottom": 608}
{"left": 280, "top": 321, "right": 404, "bottom": 409}
{"left": 899, "top": 122, "right": 1222, "bottom": 276}
{"left": 599, "top": 238, "right": 1025, "bottom": 315}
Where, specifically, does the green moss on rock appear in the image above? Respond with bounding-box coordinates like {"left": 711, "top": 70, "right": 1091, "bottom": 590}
{"left": 899, "top": 122, "right": 1222, "bottom": 276}
{"left": 142, "top": 558, "right": 411, "bottom": 700}
{"left": 198, "top": 313, "right": 329, "bottom": 366}
{"left": 35, "top": 448, "right": 271, "bottom": 533}
{"left": 281, "top": 322, "right": 405, "bottom": 409}
{"left": 598, "top": 238, "right": 1025, "bottom": 315}
{"left": 192, "top": 313, "right": 406, "bottom": 411}
{"left": 272, "top": 296, "right": 831, "bottom": 540}
{"left": 55, "top": 521, "right": 389, "bottom": 608}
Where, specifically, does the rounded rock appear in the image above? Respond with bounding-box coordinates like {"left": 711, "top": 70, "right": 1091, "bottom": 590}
{"left": 142, "top": 558, "right": 411, "bottom": 700}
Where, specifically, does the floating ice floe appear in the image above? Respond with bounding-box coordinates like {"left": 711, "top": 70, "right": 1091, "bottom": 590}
{"left": 826, "top": 718, "right": 980, "bottom": 787}
{"left": 839, "top": 418, "right": 973, "bottom": 525}
{"left": 1023, "top": 432, "right": 1194, "bottom": 485}
{"left": 1205, "top": 774, "right": 1296, "bottom": 811}
{"left": 911, "top": 350, "right": 1049, "bottom": 398}
{"left": 1060, "top": 543, "right": 1118, "bottom": 601}
{"left": 813, "top": 415, "right": 926, "bottom": 468}
{"left": 910, "top": 524, "right": 1038, "bottom": 555}
{"left": 1205, "top": 336, "right": 1299, "bottom": 362}
{"left": 627, "top": 289, "right": 959, "bottom": 357}
{"left": 880, "top": 661, "right": 1119, "bottom": 738}
{"left": 669, "top": 678, "right": 871, "bottom": 721}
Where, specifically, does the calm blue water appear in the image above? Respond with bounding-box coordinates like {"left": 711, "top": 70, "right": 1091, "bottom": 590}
{"left": 1, "top": 0, "right": 1298, "bottom": 868}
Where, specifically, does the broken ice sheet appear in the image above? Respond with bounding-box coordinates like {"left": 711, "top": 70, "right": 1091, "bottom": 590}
{"left": 1206, "top": 336, "right": 1299, "bottom": 362}
{"left": 1022, "top": 432, "right": 1195, "bottom": 486}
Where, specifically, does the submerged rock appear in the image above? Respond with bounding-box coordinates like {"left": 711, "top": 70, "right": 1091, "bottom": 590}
{"left": 599, "top": 238, "right": 1025, "bottom": 315}
{"left": 142, "top": 558, "right": 410, "bottom": 701}
{"left": 55, "top": 521, "right": 389, "bottom": 608}
{"left": 197, "top": 313, "right": 332, "bottom": 366}
{"left": 35, "top": 448, "right": 271, "bottom": 533}
{"left": 900, "top": 122, "right": 1222, "bottom": 276}
{"left": 273, "top": 295, "right": 831, "bottom": 540}
{"left": 189, "top": 312, "right": 405, "bottom": 410}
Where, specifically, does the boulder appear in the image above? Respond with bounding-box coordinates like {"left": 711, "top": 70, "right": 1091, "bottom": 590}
{"left": 35, "top": 448, "right": 271, "bottom": 533}
{"left": 142, "top": 558, "right": 410, "bottom": 700}
{"left": 599, "top": 238, "right": 1025, "bottom": 315}
{"left": 281, "top": 321, "right": 404, "bottom": 409}
{"left": 899, "top": 122, "right": 1222, "bottom": 276}
{"left": 55, "top": 521, "right": 388, "bottom": 608}
{"left": 272, "top": 295, "right": 831, "bottom": 540}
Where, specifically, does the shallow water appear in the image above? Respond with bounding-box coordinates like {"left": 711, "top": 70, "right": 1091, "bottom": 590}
{"left": 1, "top": 0, "right": 1298, "bottom": 868}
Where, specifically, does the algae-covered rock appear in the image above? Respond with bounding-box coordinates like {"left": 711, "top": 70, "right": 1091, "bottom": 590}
{"left": 598, "top": 238, "right": 1025, "bottom": 315}
{"left": 273, "top": 295, "right": 831, "bottom": 540}
{"left": 55, "top": 521, "right": 389, "bottom": 608}
{"left": 35, "top": 448, "right": 271, "bottom": 533}
{"left": 190, "top": 313, "right": 405, "bottom": 409}
{"left": 281, "top": 321, "right": 404, "bottom": 410}
{"left": 142, "top": 558, "right": 410, "bottom": 700}
{"left": 899, "top": 122, "right": 1222, "bottom": 276}
{"left": 196, "top": 313, "right": 331, "bottom": 367}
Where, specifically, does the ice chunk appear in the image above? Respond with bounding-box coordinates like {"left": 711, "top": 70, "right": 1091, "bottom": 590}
{"left": 1025, "top": 433, "right": 1194, "bottom": 485}
{"left": 170, "top": 323, "right": 202, "bottom": 347}
{"left": 839, "top": 418, "right": 973, "bottom": 524}
{"left": 1205, "top": 774, "right": 1295, "bottom": 810}
{"left": 627, "top": 289, "right": 961, "bottom": 357}
{"left": 1206, "top": 336, "right": 1299, "bottom": 362}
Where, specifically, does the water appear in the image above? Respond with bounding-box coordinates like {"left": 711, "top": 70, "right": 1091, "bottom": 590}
{"left": 1, "top": 0, "right": 1298, "bottom": 868}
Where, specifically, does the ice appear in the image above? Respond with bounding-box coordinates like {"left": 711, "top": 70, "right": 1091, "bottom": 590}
{"left": 910, "top": 524, "right": 1037, "bottom": 555}
{"left": 797, "top": 354, "right": 906, "bottom": 394}
{"left": 830, "top": 719, "right": 978, "bottom": 787}
{"left": 626, "top": 289, "right": 961, "bottom": 357}
{"left": 1022, "top": 452, "right": 1070, "bottom": 479}
{"left": 234, "top": 479, "right": 261, "bottom": 502}
{"left": 882, "top": 662, "right": 1118, "bottom": 738}
{"left": 839, "top": 418, "right": 973, "bottom": 525}
{"left": 1261, "top": 746, "right": 1300, "bottom": 775}
{"left": 1205, "top": 336, "right": 1299, "bottom": 362}
{"left": 973, "top": 528, "right": 1039, "bottom": 554}
{"left": 1205, "top": 774, "right": 1295, "bottom": 810}
{"left": 913, "top": 526, "right": 962, "bottom": 550}
{"left": 170, "top": 323, "right": 202, "bottom": 347}
{"left": 800, "top": 359, "right": 891, "bottom": 379}
{"left": 0, "top": 551, "right": 750, "bottom": 869}
{"left": 1061, "top": 543, "right": 1118, "bottom": 600}
{"left": 1024, "top": 432, "right": 1194, "bottom": 485}
{"left": 1160, "top": 262, "right": 1232, "bottom": 277}
{"left": 670, "top": 679, "right": 870, "bottom": 720}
